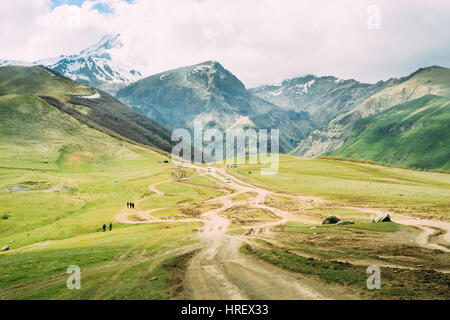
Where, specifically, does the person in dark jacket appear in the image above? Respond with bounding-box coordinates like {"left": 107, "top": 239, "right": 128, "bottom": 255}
{"left": 109, "top": 222, "right": 113, "bottom": 231}
{"left": 127, "top": 202, "right": 130, "bottom": 208}
{"left": 102, "top": 224, "right": 106, "bottom": 232}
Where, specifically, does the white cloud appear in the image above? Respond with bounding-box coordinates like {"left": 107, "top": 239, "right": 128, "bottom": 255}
{"left": 0, "top": 0, "right": 449, "bottom": 86}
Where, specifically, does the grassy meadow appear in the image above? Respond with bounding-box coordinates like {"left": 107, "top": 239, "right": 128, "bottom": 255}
{"left": 228, "top": 155, "right": 450, "bottom": 218}
{"left": 0, "top": 89, "right": 208, "bottom": 298}
{"left": 0, "top": 65, "right": 210, "bottom": 299}
{"left": 0, "top": 139, "right": 207, "bottom": 299}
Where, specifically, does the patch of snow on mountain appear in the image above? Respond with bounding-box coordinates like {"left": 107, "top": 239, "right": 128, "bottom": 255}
{"left": 35, "top": 56, "right": 66, "bottom": 66}
{"left": 270, "top": 88, "right": 283, "bottom": 96}
{"left": 66, "top": 61, "right": 85, "bottom": 72}
{"left": 270, "top": 81, "right": 283, "bottom": 87}
{"left": 82, "top": 90, "right": 101, "bottom": 99}
{"left": 194, "top": 65, "right": 213, "bottom": 72}
{"left": 229, "top": 116, "right": 255, "bottom": 129}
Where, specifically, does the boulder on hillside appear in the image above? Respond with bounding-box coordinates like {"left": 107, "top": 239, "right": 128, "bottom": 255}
{"left": 336, "top": 220, "right": 355, "bottom": 226}
{"left": 2, "top": 245, "right": 9, "bottom": 252}
{"left": 322, "top": 216, "right": 340, "bottom": 225}
{"left": 373, "top": 213, "right": 391, "bottom": 223}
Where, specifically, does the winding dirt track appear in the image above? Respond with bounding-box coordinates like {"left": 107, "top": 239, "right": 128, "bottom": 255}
{"left": 344, "top": 207, "right": 450, "bottom": 253}
{"left": 116, "top": 164, "right": 450, "bottom": 299}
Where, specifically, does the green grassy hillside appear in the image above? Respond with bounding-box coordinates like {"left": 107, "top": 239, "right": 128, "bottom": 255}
{"left": 0, "top": 66, "right": 92, "bottom": 97}
{"left": 0, "top": 72, "right": 212, "bottom": 298}
{"left": 228, "top": 155, "right": 450, "bottom": 219}
{"left": 0, "top": 90, "right": 175, "bottom": 243}
{"left": 1, "top": 65, "right": 449, "bottom": 300}
{"left": 329, "top": 95, "right": 450, "bottom": 170}
{"left": 0, "top": 66, "right": 173, "bottom": 152}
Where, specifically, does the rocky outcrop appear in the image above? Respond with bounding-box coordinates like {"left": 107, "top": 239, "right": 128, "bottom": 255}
{"left": 373, "top": 214, "right": 391, "bottom": 223}
{"left": 322, "top": 216, "right": 340, "bottom": 225}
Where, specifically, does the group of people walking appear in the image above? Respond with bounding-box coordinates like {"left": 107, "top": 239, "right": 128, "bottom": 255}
{"left": 102, "top": 222, "right": 113, "bottom": 232}
{"left": 100, "top": 202, "right": 135, "bottom": 232}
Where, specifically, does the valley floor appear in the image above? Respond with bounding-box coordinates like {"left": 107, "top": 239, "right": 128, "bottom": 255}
{"left": 0, "top": 156, "right": 449, "bottom": 300}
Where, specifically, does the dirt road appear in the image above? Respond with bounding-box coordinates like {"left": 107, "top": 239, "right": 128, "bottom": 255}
{"left": 116, "top": 164, "right": 449, "bottom": 299}
{"left": 345, "top": 207, "right": 450, "bottom": 253}
{"left": 181, "top": 166, "right": 358, "bottom": 299}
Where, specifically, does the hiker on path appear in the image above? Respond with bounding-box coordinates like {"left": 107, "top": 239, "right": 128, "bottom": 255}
{"left": 109, "top": 222, "right": 113, "bottom": 231}
{"left": 127, "top": 202, "right": 130, "bottom": 208}
{"left": 102, "top": 224, "right": 106, "bottom": 232}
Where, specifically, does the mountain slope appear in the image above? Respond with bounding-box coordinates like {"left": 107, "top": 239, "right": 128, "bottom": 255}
{"left": 293, "top": 66, "right": 450, "bottom": 158}
{"left": 0, "top": 35, "right": 141, "bottom": 94}
{"left": 251, "top": 75, "right": 399, "bottom": 126}
{"left": 117, "top": 61, "right": 316, "bottom": 152}
{"left": 0, "top": 66, "right": 172, "bottom": 154}
{"left": 328, "top": 95, "right": 450, "bottom": 170}
{"left": 0, "top": 94, "right": 124, "bottom": 169}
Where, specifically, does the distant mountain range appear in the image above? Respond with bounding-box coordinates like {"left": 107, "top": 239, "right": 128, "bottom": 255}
{"left": 1, "top": 35, "right": 449, "bottom": 169}
{"left": 0, "top": 35, "right": 141, "bottom": 94}
{"left": 116, "top": 61, "right": 315, "bottom": 153}
{"left": 250, "top": 75, "right": 399, "bottom": 127}
{"left": 293, "top": 66, "right": 450, "bottom": 160}
{"left": 116, "top": 59, "right": 450, "bottom": 168}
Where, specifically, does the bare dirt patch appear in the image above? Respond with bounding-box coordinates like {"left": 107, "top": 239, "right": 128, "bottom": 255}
{"left": 180, "top": 207, "right": 202, "bottom": 218}
{"left": 373, "top": 267, "right": 450, "bottom": 299}
{"left": 127, "top": 214, "right": 148, "bottom": 222}
{"left": 264, "top": 196, "right": 320, "bottom": 220}
{"left": 270, "top": 224, "right": 450, "bottom": 271}
{"left": 222, "top": 205, "right": 280, "bottom": 226}
{"left": 246, "top": 242, "right": 449, "bottom": 300}
{"left": 163, "top": 250, "right": 198, "bottom": 300}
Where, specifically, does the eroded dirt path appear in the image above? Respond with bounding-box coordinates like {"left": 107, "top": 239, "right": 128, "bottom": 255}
{"left": 116, "top": 164, "right": 450, "bottom": 299}
{"left": 117, "top": 165, "right": 359, "bottom": 299}
{"left": 344, "top": 207, "right": 450, "bottom": 253}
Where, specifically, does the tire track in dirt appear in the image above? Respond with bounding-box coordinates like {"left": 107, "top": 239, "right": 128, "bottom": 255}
{"left": 179, "top": 165, "right": 359, "bottom": 299}
{"left": 343, "top": 207, "right": 450, "bottom": 253}
{"left": 117, "top": 164, "right": 450, "bottom": 299}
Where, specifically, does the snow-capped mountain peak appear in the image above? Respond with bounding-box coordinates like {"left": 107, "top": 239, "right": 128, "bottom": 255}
{"left": 78, "top": 34, "right": 122, "bottom": 57}
{"left": 0, "top": 34, "right": 142, "bottom": 94}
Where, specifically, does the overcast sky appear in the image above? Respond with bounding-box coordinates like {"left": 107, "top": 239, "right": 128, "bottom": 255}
{"left": 1, "top": 0, "right": 449, "bottom": 87}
